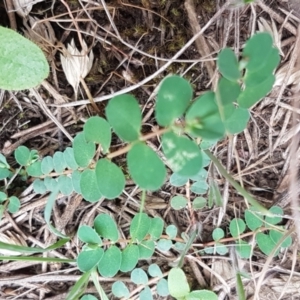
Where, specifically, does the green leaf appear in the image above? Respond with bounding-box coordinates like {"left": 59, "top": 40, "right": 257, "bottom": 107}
{"left": 169, "top": 172, "right": 188, "bottom": 187}
{"left": 186, "top": 290, "right": 218, "bottom": 300}
{"left": 73, "top": 133, "right": 95, "bottom": 168}
{"left": 168, "top": 268, "right": 190, "bottom": 298}
{"left": 157, "top": 239, "right": 173, "bottom": 251}
{"left": 81, "top": 295, "right": 98, "bottom": 300}
{"left": 0, "top": 26, "right": 49, "bottom": 90}
{"left": 57, "top": 175, "right": 73, "bottom": 196}
{"left": 138, "top": 240, "right": 155, "bottom": 259}
{"left": 83, "top": 116, "right": 111, "bottom": 154}
{"left": 98, "top": 246, "right": 122, "bottom": 277}
{"left": 140, "top": 286, "right": 153, "bottom": 300}
{"left": 44, "top": 177, "right": 57, "bottom": 192}
{"left": 33, "top": 179, "right": 47, "bottom": 194}
{"left": 242, "top": 32, "right": 273, "bottom": 73}
{"left": 77, "top": 248, "right": 104, "bottom": 272}
{"left": 0, "top": 192, "right": 7, "bottom": 202}
{"left": 8, "top": 196, "right": 20, "bottom": 213}
{"left": 212, "top": 228, "right": 224, "bottom": 241}
{"left": 265, "top": 206, "right": 283, "bottom": 225}
{"left": 157, "top": 278, "right": 169, "bottom": 297}
{"left": 78, "top": 225, "right": 102, "bottom": 245}
{"left": 185, "top": 92, "right": 225, "bottom": 140}
{"left": 112, "top": 281, "right": 130, "bottom": 298}
{"left": 148, "top": 264, "right": 163, "bottom": 277}
{"left": 0, "top": 153, "right": 9, "bottom": 168}
{"left": 245, "top": 207, "right": 263, "bottom": 231}
{"left": 63, "top": 147, "right": 79, "bottom": 170}
{"left": 148, "top": 217, "right": 164, "bottom": 240}
{"left": 105, "top": 94, "right": 141, "bottom": 142}
{"left": 235, "top": 240, "right": 252, "bottom": 259}
{"left": 256, "top": 232, "right": 278, "bottom": 256}
{"left": 166, "top": 225, "right": 177, "bottom": 239}
{"left": 0, "top": 168, "right": 10, "bottom": 180}
{"left": 174, "top": 241, "right": 185, "bottom": 251}
{"left": 120, "top": 244, "right": 139, "bottom": 272}
{"left": 229, "top": 218, "right": 246, "bottom": 238}
{"left": 217, "top": 48, "right": 240, "bottom": 81}
{"left": 53, "top": 151, "right": 67, "bottom": 173}
{"left": 216, "top": 77, "right": 241, "bottom": 107}
{"left": 127, "top": 142, "right": 166, "bottom": 190}
{"left": 27, "top": 161, "right": 43, "bottom": 177}
{"left": 269, "top": 229, "right": 292, "bottom": 248}
{"left": 192, "top": 197, "right": 206, "bottom": 210}
{"left": 189, "top": 168, "right": 208, "bottom": 181}
{"left": 80, "top": 169, "right": 102, "bottom": 202}
{"left": 237, "top": 74, "right": 275, "bottom": 109}
{"left": 170, "top": 195, "right": 187, "bottom": 210}
{"left": 131, "top": 268, "right": 148, "bottom": 285}
{"left": 15, "top": 146, "right": 31, "bottom": 166}
{"left": 155, "top": 75, "right": 193, "bottom": 126}
{"left": 130, "top": 213, "right": 151, "bottom": 242}
{"left": 41, "top": 156, "right": 54, "bottom": 175}
{"left": 94, "top": 214, "right": 119, "bottom": 242}
{"left": 244, "top": 47, "right": 280, "bottom": 87}
{"left": 215, "top": 242, "right": 228, "bottom": 255}
{"left": 71, "top": 170, "right": 82, "bottom": 194}
{"left": 224, "top": 106, "right": 250, "bottom": 134}
{"left": 95, "top": 159, "right": 125, "bottom": 199}
{"left": 190, "top": 180, "right": 209, "bottom": 194}
{"left": 162, "top": 132, "right": 202, "bottom": 177}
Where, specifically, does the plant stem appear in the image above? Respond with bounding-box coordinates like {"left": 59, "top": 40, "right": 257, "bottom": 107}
{"left": 107, "top": 127, "right": 170, "bottom": 159}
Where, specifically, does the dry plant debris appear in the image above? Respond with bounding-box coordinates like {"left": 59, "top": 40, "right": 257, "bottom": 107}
{"left": 1, "top": 0, "right": 300, "bottom": 299}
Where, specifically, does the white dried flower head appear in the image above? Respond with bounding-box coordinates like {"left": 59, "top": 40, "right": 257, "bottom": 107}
{"left": 60, "top": 39, "right": 94, "bottom": 98}
{"left": 258, "top": 17, "right": 284, "bottom": 56}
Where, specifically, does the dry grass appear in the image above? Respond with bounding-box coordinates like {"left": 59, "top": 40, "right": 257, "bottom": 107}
{"left": 1, "top": 0, "right": 300, "bottom": 299}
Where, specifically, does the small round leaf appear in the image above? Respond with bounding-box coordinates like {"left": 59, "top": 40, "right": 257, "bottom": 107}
{"left": 148, "top": 264, "right": 163, "bottom": 277}
{"left": 98, "top": 246, "right": 122, "bottom": 277}
{"left": 131, "top": 268, "right": 148, "bottom": 285}
{"left": 78, "top": 225, "right": 102, "bottom": 244}
{"left": 217, "top": 48, "right": 241, "bottom": 81}
{"left": 166, "top": 225, "right": 177, "bottom": 239}
{"left": 155, "top": 75, "right": 193, "bottom": 126}
{"left": 53, "top": 151, "right": 67, "bottom": 173}
{"left": 63, "top": 147, "right": 79, "bottom": 170}
{"left": 72, "top": 133, "right": 95, "bottom": 168}
{"left": 170, "top": 195, "right": 187, "bottom": 210}
{"left": 138, "top": 240, "right": 155, "bottom": 259}
{"left": 15, "top": 146, "right": 31, "bottom": 166}
{"left": 130, "top": 213, "right": 151, "bottom": 242}
{"left": 41, "top": 156, "right": 54, "bottom": 175}
{"left": 127, "top": 142, "right": 166, "bottom": 191}
{"left": 112, "top": 281, "right": 130, "bottom": 298}
{"left": 105, "top": 94, "right": 141, "bottom": 142}
{"left": 94, "top": 214, "right": 119, "bottom": 242}
{"left": 77, "top": 248, "right": 104, "bottom": 272}
{"left": 229, "top": 218, "right": 246, "bottom": 238}
{"left": 0, "top": 26, "right": 49, "bottom": 90}
{"left": 148, "top": 217, "right": 164, "bottom": 240}
{"left": 162, "top": 132, "right": 203, "bottom": 177}
{"left": 168, "top": 268, "right": 190, "bottom": 298}
{"left": 120, "top": 244, "right": 139, "bottom": 272}
{"left": 157, "top": 278, "right": 169, "bottom": 297}
{"left": 8, "top": 196, "right": 20, "bottom": 213}
{"left": 212, "top": 228, "right": 224, "bottom": 241}
{"left": 80, "top": 169, "right": 102, "bottom": 202}
{"left": 83, "top": 116, "right": 111, "bottom": 153}
{"left": 95, "top": 159, "right": 125, "bottom": 199}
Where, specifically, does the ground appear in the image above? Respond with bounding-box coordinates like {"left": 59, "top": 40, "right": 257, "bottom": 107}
{"left": 0, "top": 0, "right": 300, "bottom": 299}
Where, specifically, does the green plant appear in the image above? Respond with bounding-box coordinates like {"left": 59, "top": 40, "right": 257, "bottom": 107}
{"left": 0, "top": 26, "right": 49, "bottom": 90}
{"left": 0, "top": 32, "right": 287, "bottom": 299}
